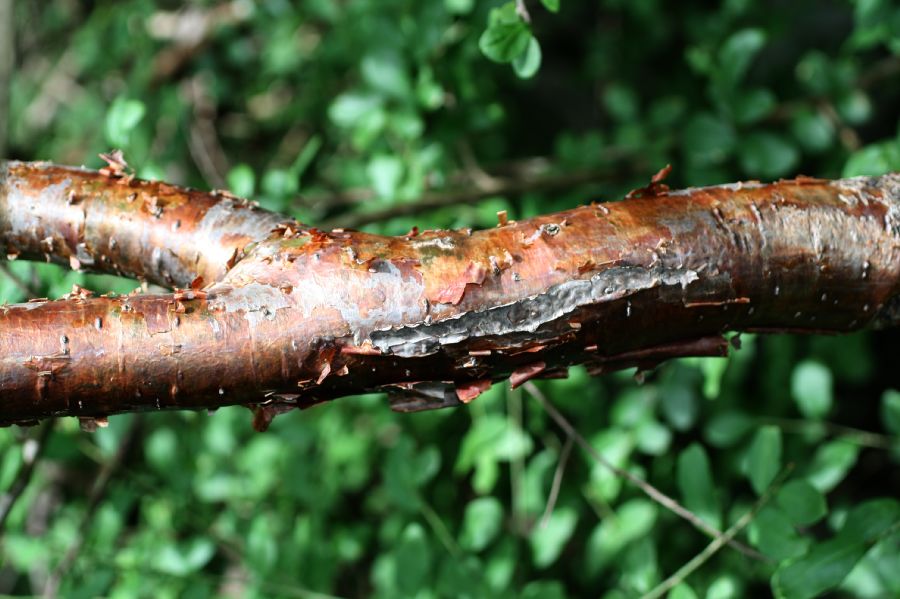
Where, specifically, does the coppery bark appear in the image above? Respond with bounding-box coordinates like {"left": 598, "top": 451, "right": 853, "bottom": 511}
{"left": 1, "top": 160, "right": 899, "bottom": 428}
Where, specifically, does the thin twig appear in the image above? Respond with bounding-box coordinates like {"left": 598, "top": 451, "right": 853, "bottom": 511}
{"left": 515, "top": 0, "right": 531, "bottom": 23}
{"left": 507, "top": 386, "right": 527, "bottom": 534}
{"left": 418, "top": 497, "right": 463, "bottom": 560}
{"left": 322, "top": 167, "right": 620, "bottom": 230}
{"left": 0, "top": 420, "right": 54, "bottom": 531}
{"left": 523, "top": 382, "right": 767, "bottom": 562}
{"left": 765, "top": 417, "right": 896, "bottom": 450}
{"left": 43, "top": 416, "right": 141, "bottom": 598}
{"left": 186, "top": 75, "right": 229, "bottom": 189}
{"left": 539, "top": 435, "right": 573, "bottom": 529}
{"left": 148, "top": 2, "right": 254, "bottom": 85}
{"left": 0, "top": 262, "right": 39, "bottom": 298}
{"left": 640, "top": 465, "right": 794, "bottom": 599}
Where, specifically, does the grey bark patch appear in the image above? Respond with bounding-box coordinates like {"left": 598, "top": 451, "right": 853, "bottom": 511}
{"left": 370, "top": 264, "right": 700, "bottom": 357}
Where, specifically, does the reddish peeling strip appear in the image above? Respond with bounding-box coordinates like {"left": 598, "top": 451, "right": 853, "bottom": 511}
{"left": 427, "top": 261, "right": 488, "bottom": 305}
{"left": 456, "top": 379, "right": 492, "bottom": 403}
{"left": 510, "top": 362, "right": 547, "bottom": 389}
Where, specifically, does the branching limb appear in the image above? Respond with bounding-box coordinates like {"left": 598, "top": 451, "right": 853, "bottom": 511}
{"left": 0, "top": 162, "right": 898, "bottom": 427}
{"left": 42, "top": 416, "right": 141, "bottom": 598}
{"left": 639, "top": 466, "right": 794, "bottom": 599}
{"left": 524, "top": 381, "right": 768, "bottom": 561}
{"left": 0, "top": 419, "right": 53, "bottom": 531}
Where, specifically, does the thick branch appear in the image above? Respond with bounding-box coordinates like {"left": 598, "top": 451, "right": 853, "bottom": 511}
{"left": 1, "top": 163, "right": 899, "bottom": 427}
{"left": 0, "top": 161, "right": 288, "bottom": 288}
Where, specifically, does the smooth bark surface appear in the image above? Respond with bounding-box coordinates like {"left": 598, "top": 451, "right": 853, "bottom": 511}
{"left": 1, "top": 160, "right": 899, "bottom": 428}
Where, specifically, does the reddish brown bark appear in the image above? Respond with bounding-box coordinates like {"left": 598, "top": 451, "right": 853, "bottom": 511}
{"left": 1, "top": 160, "right": 899, "bottom": 428}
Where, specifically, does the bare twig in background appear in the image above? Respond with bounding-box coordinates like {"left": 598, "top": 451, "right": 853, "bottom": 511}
{"left": 765, "top": 417, "right": 896, "bottom": 450}
{"left": 857, "top": 54, "right": 900, "bottom": 89}
{"left": 22, "top": 49, "right": 83, "bottom": 133}
{"left": 185, "top": 75, "right": 230, "bottom": 189}
{"left": 148, "top": 1, "right": 254, "bottom": 84}
{"left": 767, "top": 54, "right": 900, "bottom": 133}
{"left": 324, "top": 167, "right": 621, "bottom": 229}
{"left": 0, "top": 420, "right": 54, "bottom": 532}
{"left": 640, "top": 466, "right": 794, "bottom": 599}
{"left": 523, "top": 382, "right": 768, "bottom": 562}
{"left": 42, "top": 417, "right": 142, "bottom": 598}
{"left": 515, "top": 0, "right": 531, "bottom": 23}
{"left": 0, "top": 0, "right": 13, "bottom": 159}
{"left": 457, "top": 140, "right": 503, "bottom": 192}
{"left": 508, "top": 386, "right": 527, "bottom": 534}
{"left": 0, "top": 263, "right": 38, "bottom": 298}
{"left": 539, "top": 435, "right": 573, "bottom": 530}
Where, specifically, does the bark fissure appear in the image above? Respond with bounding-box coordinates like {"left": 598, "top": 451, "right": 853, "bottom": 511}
{"left": 1, "top": 160, "right": 898, "bottom": 428}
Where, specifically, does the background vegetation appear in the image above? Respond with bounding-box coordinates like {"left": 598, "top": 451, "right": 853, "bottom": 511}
{"left": 1, "top": 1, "right": 899, "bottom": 597}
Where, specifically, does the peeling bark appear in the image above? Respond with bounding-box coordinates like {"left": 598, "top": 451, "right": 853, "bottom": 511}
{"left": 1, "top": 160, "right": 899, "bottom": 428}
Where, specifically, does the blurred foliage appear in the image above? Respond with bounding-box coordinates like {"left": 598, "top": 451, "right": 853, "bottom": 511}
{"left": 1, "top": 0, "right": 900, "bottom": 597}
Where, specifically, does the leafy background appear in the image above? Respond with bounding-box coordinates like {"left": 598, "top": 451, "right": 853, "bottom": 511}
{"left": 1, "top": 0, "right": 900, "bottom": 597}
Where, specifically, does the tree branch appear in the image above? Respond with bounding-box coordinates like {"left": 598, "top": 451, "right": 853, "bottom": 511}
{"left": 0, "top": 161, "right": 899, "bottom": 427}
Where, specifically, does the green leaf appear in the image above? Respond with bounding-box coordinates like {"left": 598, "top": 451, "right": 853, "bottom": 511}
{"left": 445, "top": 0, "right": 475, "bottom": 15}
{"left": 328, "top": 92, "right": 382, "bottom": 128}
{"left": 749, "top": 506, "right": 810, "bottom": 561}
{"left": 772, "top": 499, "right": 900, "bottom": 599}
{"left": 839, "top": 498, "right": 900, "bottom": 543}
{"left": 791, "top": 361, "right": 833, "bottom": 420}
{"left": 479, "top": 4, "right": 531, "bottom": 63}
{"left": 732, "top": 87, "right": 776, "bottom": 124}
{"left": 677, "top": 443, "right": 721, "bottom": 530}
{"left": 105, "top": 97, "right": 145, "bottom": 147}
{"left": 541, "top": 0, "right": 560, "bottom": 13}
{"left": 460, "top": 497, "right": 504, "bottom": 552}
{"left": 585, "top": 499, "right": 658, "bottom": 575}
{"left": 669, "top": 583, "right": 699, "bottom": 599}
{"left": 635, "top": 419, "right": 672, "bottom": 456}
{"left": 456, "top": 414, "right": 534, "bottom": 481}
{"left": 795, "top": 51, "right": 832, "bottom": 95}
{"left": 522, "top": 580, "right": 568, "bottom": 599}
{"left": 776, "top": 479, "right": 827, "bottom": 527}
{"left": 587, "top": 429, "right": 634, "bottom": 502}
{"left": 603, "top": 83, "right": 639, "bottom": 122}
{"left": 361, "top": 49, "right": 411, "bottom": 99}
{"left": 156, "top": 538, "right": 216, "bottom": 576}
{"left": 805, "top": 439, "right": 859, "bottom": 493}
{"left": 289, "top": 134, "right": 323, "bottom": 181}
{"left": 738, "top": 132, "right": 800, "bottom": 179}
{"left": 705, "top": 411, "right": 753, "bottom": 447}
{"left": 682, "top": 113, "right": 736, "bottom": 166}
{"left": 367, "top": 154, "right": 404, "bottom": 199}
{"left": 227, "top": 164, "right": 256, "bottom": 198}
{"left": 718, "top": 28, "right": 767, "bottom": 87}
{"left": 395, "top": 523, "right": 433, "bottom": 595}
{"left": 260, "top": 168, "right": 298, "bottom": 200}
{"left": 790, "top": 109, "right": 835, "bottom": 153}
{"left": 707, "top": 575, "right": 740, "bottom": 599}
{"left": 383, "top": 438, "right": 440, "bottom": 510}
{"left": 881, "top": 389, "right": 900, "bottom": 435}
{"left": 747, "top": 425, "right": 782, "bottom": 495}
{"left": 836, "top": 90, "right": 872, "bottom": 125}
{"left": 530, "top": 507, "right": 578, "bottom": 568}
{"left": 513, "top": 36, "right": 542, "bottom": 79}
{"left": 843, "top": 140, "right": 900, "bottom": 177}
